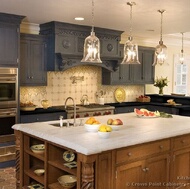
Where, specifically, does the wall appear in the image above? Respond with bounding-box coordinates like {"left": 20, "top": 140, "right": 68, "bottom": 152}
{"left": 20, "top": 66, "right": 144, "bottom": 107}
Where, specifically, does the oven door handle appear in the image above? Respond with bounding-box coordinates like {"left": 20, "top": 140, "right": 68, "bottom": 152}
{"left": 0, "top": 112, "right": 16, "bottom": 117}
{"left": 0, "top": 109, "right": 17, "bottom": 117}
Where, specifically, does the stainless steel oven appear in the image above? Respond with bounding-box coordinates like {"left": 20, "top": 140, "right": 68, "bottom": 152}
{"left": 0, "top": 108, "right": 17, "bottom": 135}
{"left": 0, "top": 67, "right": 18, "bottom": 108}
{"left": 0, "top": 67, "right": 18, "bottom": 135}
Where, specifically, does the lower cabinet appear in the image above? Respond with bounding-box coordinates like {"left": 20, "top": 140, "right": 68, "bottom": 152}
{"left": 115, "top": 139, "right": 170, "bottom": 189}
{"left": 20, "top": 112, "right": 66, "bottom": 123}
{"left": 170, "top": 135, "right": 190, "bottom": 189}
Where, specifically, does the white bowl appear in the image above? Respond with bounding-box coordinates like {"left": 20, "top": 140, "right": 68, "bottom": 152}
{"left": 109, "top": 125, "right": 122, "bottom": 131}
{"left": 34, "top": 169, "right": 45, "bottom": 176}
{"left": 84, "top": 124, "right": 100, "bottom": 132}
{"left": 58, "top": 175, "right": 77, "bottom": 188}
{"left": 30, "top": 144, "right": 45, "bottom": 154}
{"left": 98, "top": 131, "right": 111, "bottom": 139}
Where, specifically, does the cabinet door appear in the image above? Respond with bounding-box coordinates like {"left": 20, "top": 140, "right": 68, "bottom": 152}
{"left": 0, "top": 24, "right": 19, "bottom": 66}
{"left": 119, "top": 65, "right": 133, "bottom": 84}
{"left": 133, "top": 47, "right": 155, "bottom": 84}
{"left": 171, "top": 148, "right": 190, "bottom": 187}
{"left": 97, "top": 152, "right": 113, "bottom": 189}
{"left": 20, "top": 39, "right": 31, "bottom": 84}
{"left": 142, "top": 49, "right": 154, "bottom": 83}
{"left": 30, "top": 40, "right": 47, "bottom": 85}
{"left": 20, "top": 35, "right": 47, "bottom": 86}
{"left": 145, "top": 154, "right": 170, "bottom": 189}
{"left": 116, "top": 160, "right": 145, "bottom": 189}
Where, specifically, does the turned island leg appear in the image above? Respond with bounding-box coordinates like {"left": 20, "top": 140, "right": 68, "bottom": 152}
{"left": 14, "top": 130, "right": 23, "bottom": 189}
{"left": 78, "top": 154, "right": 97, "bottom": 189}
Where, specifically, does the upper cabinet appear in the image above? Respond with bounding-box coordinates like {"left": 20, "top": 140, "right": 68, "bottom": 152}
{"left": 102, "top": 46, "right": 155, "bottom": 85}
{"left": 0, "top": 13, "right": 25, "bottom": 67}
{"left": 20, "top": 34, "right": 47, "bottom": 86}
{"left": 40, "top": 21, "right": 123, "bottom": 72}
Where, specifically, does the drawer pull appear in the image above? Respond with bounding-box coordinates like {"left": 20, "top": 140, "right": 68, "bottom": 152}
{"left": 128, "top": 152, "right": 132, "bottom": 156}
{"left": 142, "top": 167, "right": 149, "bottom": 172}
{"left": 159, "top": 145, "right": 163, "bottom": 149}
{"left": 181, "top": 140, "right": 185, "bottom": 143}
{"left": 145, "top": 167, "right": 149, "bottom": 171}
{"left": 142, "top": 168, "right": 146, "bottom": 172}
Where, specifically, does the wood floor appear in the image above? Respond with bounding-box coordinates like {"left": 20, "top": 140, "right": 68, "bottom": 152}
{"left": 0, "top": 167, "right": 16, "bottom": 189}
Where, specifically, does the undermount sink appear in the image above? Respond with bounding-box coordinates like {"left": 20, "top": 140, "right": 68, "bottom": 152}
{"left": 49, "top": 122, "right": 74, "bottom": 127}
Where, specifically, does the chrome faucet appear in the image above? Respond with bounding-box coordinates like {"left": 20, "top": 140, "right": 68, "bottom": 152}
{"left": 65, "top": 97, "right": 76, "bottom": 126}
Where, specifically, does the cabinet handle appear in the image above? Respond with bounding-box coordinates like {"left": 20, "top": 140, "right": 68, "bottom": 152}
{"left": 145, "top": 167, "right": 149, "bottom": 172}
{"left": 159, "top": 145, "right": 163, "bottom": 149}
{"left": 128, "top": 152, "right": 132, "bottom": 156}
{"left": 31, "top": 76, "right": 34, "bottom": 79}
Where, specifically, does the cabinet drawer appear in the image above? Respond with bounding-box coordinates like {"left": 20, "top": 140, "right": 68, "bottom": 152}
{"left": 173, "top": 134, "right": 190, "bottom": 150}
{"left": 116, "top": 139, "right": 170, "bottom": 164}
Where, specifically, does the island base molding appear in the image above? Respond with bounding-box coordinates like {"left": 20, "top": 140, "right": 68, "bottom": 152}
{"left": 15, "top": 130, "right": 190, "bottom": 189}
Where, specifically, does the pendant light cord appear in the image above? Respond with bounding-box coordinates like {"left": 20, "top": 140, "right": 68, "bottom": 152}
{"left": 127, "top": 2, "right": 135, "bottom": 39}
{"left": 181, "top": 32, "right": 184, "bottom": 53}
{"left": 158, "top": 10, "right": 165, "bottom": 43}
{"left": 129, "top": 3, "right": 133, "bottom": 38}
{"left": 91, "top": 0, "right": 95, "bottom": 33}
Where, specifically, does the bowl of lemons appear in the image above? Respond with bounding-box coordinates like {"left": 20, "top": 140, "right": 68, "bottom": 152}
{"left": 98, "top": 124, "right": 112, "bottom": 139}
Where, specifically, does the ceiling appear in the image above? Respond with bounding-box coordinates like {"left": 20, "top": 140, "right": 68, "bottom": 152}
{"left": 1, "top": 0, "right": 190, "bottom": 45}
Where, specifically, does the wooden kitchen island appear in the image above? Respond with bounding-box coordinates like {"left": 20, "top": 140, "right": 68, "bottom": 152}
{"left": 13, "top": 113, "right": 190, "bottom": 189}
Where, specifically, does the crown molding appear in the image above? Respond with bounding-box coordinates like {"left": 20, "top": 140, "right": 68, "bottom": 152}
{"left": 20, "top": 22, "right": 40, "bottom": 34}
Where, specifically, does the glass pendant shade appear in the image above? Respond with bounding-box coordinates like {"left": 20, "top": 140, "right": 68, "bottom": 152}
{"left": 179, "top": 50, "right": 185, "bottom": 64}
{"left": 153, "top": 41, "right": 167, "bottom": 66}
{"left": 121, "top": 37, "right": 140, "bottom": 64}
{"left": 153, "top": 10, "right": 167, "bottom": 66}
{"left": 81, "top": 31, "right": 102, "bottom": 63}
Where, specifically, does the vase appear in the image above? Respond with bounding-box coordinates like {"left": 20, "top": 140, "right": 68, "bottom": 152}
{"left": 159, "top": 87, "right": 163, "bottom": 95}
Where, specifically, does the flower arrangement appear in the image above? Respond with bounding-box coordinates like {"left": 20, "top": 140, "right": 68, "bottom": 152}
{"left": 154, "top": 77, "right": 169, "bottom": 94}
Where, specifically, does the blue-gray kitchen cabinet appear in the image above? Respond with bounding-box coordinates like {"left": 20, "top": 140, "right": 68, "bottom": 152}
{"left": 0, "top": 13, "right": 24, "bottom": 67}
{"left": 20, "top": 34, "right": 47, "bottom": 86}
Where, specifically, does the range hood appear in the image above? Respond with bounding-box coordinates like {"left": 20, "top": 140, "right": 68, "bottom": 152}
{"left": 40, "top": 21, "right": 123, "bottom": 72}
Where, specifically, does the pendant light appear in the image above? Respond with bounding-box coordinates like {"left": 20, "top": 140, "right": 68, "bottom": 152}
{"left": 121, "top": 2, "right": 140, "bottom": 65}
{"left": 153, "top": 10, "right": 167, "bottom": 66}
{"left": 179, "top": 32, "right": 185, "bottom": 64}
{"left": 81, "top": 0, "right": 102, "bottom": 63}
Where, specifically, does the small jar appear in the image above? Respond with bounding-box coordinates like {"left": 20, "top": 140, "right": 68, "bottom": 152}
{"left": 41, "top": 100, "right": 49, "bottom": 109}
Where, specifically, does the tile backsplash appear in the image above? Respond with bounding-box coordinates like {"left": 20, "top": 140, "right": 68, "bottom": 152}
{"left": 20, "top": 66, "right": 144, "bottom": 107}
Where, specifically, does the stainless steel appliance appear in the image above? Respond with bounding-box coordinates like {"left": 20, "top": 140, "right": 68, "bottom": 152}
{"left": 0, "top": 67, "right": 18, "bottom": 108}
{"left": 0, "top": 108, "right": 17, "bottom": 135}
{"left": 0, "top": 67, "right": 18, "bottom": 135}
{"left": 65, "top": 104, "right": 115, "bottom": 119}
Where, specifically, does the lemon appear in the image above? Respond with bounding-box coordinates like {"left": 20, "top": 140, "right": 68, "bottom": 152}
{"left": 99, "top": 125, "right": 107, "bottom": 132}
{"left": 106, "top": 126, "right": 112, "bottom": 132}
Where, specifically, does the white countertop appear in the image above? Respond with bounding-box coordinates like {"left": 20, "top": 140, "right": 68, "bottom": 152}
{"left": 12, "top": 113, "right": 190, "bottom": 155}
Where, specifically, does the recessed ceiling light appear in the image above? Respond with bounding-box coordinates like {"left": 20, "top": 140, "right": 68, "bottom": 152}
{"left": 75, "top": 17, "right": 84, "bottom": 21}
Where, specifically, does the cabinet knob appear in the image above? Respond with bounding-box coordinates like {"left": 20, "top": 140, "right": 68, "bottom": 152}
{"left": 159, "top": 145, "right": 163, "bottom": 149}
{"left": 145, "top": 167, "right": 149, "bottom": 172}
{"left": 142, "top": 167, "right": 149, "bottom": 172}
{"left": 128, "top": 152, "right": 132, "bottom": 156}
